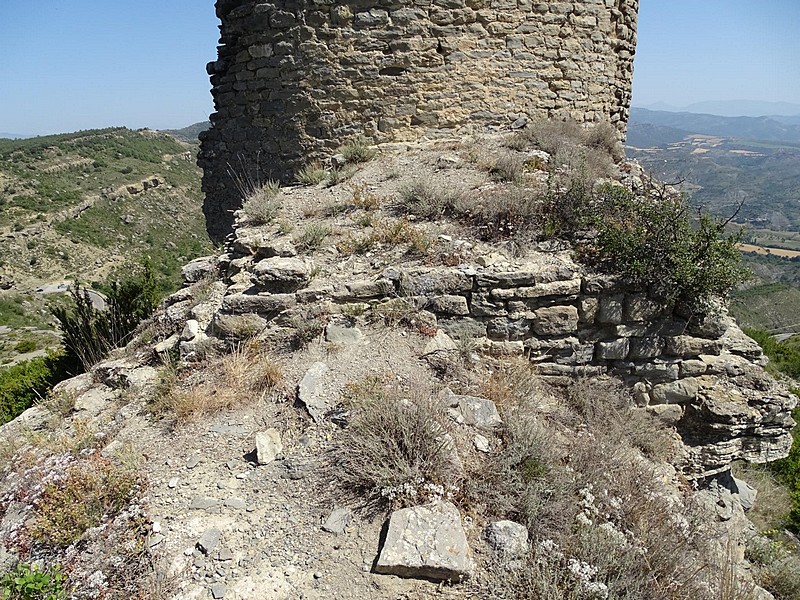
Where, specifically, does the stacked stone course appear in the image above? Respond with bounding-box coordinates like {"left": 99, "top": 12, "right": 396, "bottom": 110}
{"left": 199, "top": 0, "right": 639, "bottom": 241}
{"left": 176, "top": 231, "right": 795, "bottom": 478}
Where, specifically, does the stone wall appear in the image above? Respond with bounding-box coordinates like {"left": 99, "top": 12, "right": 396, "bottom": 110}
{"left": 176, "top": 238, "right": 796, "bottom": 479}
{"left": 199, "top": 0, "right": 639, "bottom": 241}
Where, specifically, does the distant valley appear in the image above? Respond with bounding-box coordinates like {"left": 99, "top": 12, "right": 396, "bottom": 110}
{"left": 627, "top": 108, "right": 800, "bottom": 334}
{"left": 0, "top": 124, "right": 210, "bottom": 364}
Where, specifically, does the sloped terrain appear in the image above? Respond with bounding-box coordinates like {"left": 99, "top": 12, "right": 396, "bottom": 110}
{"left": 0, "top": 132, "right": 797, "bottom": 599}
{"left": 0, "top": 128, "right": 210, "bottom": 365}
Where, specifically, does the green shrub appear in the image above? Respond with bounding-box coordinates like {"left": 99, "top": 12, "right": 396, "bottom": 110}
{"left": 294, "top": 224, "right": 331, "bottom": 253}
{"left": 296, "top": 163, "right": 327, "bottom": 186}
{"left": 340, "top": 137, "right": 376, "bottom": 164}
{"left": 14, "top": 340, "right": 37, "bottom": 354}
{"left": 396, "top": 180, "right": 463, "bottom": 220}
{"left": 51, "top": 262, "right": 160, "bottom": 371}
{"left": 0, "top": 563, "right": 67, "bottom": 600}
{"left": 0, "top": 353, "right": 73, "bottom": 426}
{"left": 582, "top": 182, "right": 749, "bottom": 308}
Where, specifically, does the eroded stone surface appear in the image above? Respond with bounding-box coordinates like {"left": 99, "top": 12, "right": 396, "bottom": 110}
{"left": 376, "top": 501, "right": 474, "bottom": 581}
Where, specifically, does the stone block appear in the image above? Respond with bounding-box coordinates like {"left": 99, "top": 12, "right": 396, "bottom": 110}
{"left": 597, "top": 294, "right": 624, "bottom": 325}
{"left": 401, "top": 268, "right": 473, "bottom": 296}
{"left": 664, "top": 336, "right": 723, "bottom": 358}
{"left": 531, "top": 305, "right": 579, "bottom": 335}
{"left": 628, "top": 336, "right": 665, "bottom": 359}
{"left": 429, "top": 295, "right": 470, "bottom": 316}
{"left": 650, "top": 378, "right": 700, "bottom": 404}
{"left": 376, "top": 501, "right": 474, "bottom": 581}
{"left": 487, "top": 317, "right": 531, "bottom": 340}
{"left": 596, "top": 338, "right": 629, "bottom": 360}
{"left": 221, "top": 292, "right": 297, "bottom": 315}
{"left": 252, "top": 257, "right": 312, "bottom": 292}
{"left": 439, "top": 318, "right": 486, "bottom": 340}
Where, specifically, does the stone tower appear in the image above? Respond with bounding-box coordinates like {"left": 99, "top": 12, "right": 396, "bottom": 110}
{"left": 199, "top": 0, "right": 639, "bottom": 242}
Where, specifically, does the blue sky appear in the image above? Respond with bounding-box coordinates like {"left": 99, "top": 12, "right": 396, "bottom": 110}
{"left": 632, "top": 0, "right": 800, "bottom": 109}
{"left": 0, "top": 2, "right": 798, "bottom": 136}
{"left": 0, "top": 1, "right": 219, "bottom": 135}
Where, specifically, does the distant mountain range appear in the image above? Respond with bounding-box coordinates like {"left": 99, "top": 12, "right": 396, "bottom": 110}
{"left": 629, "top": 108, "right": 800, "bottom": 146}
{"left": 635, "top": 100, "right": 800, "bottom": 118}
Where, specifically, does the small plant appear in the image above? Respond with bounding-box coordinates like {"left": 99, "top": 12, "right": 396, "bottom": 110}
{"left": 340, "top": 137, "right": 376, "bottom": 164}
{"left": 396, "top": 180, "right": 463, "bottom": 220}
{"left": 152, "top": 343, "right": 283, "bottom": 423}
{"left": 287, "top": 314, "right": 327, "bottom": 349}
{"left": 241, "top": 181, "right": 280, "bottom": 225}
{"left": 337, "top": 234, "right": 376, "bottom": 256}
{"left": 487, "top": 152, "right": 526, "bottom": 183}
{"left": 350, "top": 182, "right": 381, "bottom": 211}
{"left": 294, "top": 224, "right": 331, "bottom": 253}
{"left": 295, "top": 162, "right": 327, "bottom": 186}
{"left": 29, "top": 455, "right": 140, "bottom": 548}
{"left": 329, "top": 379, "right": 459, "bottom": 509}
{"left": 0, "top": 563, "right": 68, "bottom": 600}
{"left": 327, "top": 165, "right": 358, "bottom": 186}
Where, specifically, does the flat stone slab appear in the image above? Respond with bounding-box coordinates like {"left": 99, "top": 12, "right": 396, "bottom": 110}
{"left": 325, "top": 323, "right": 364, "bottom": 345}
{"left": 322, "top": 508, "right": 351, "bottom": 534}
{"left": 376, "top": 500, "right": 473, "bottom": 581}
{"left": 197, "top": 528, "right": 221, "bottom": 555}
{"left": 298, "top": 362, "right": 330, "bottom": 424}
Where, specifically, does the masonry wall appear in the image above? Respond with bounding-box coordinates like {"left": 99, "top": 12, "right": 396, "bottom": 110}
{"left": 199, "top": 0, "right": 639, "bottom": 241}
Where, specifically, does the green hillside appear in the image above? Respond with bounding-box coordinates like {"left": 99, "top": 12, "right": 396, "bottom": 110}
{"left": 0, "top": 127, "right": 210, "bottom": 365}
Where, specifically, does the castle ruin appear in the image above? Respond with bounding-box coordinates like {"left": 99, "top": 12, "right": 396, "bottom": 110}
{"left": 199, "top": 0, "right": 639, "bottom": 241}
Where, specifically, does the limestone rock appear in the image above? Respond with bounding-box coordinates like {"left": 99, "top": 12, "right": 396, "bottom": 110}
{"left": 376, "top": 501, "right": 474, "bottom": 581}
{"left": 221, "top": 292, "right": 297, "bottom": 315}
{"left": 322, "top": 508, "right": 351, "bottom": 534}
{"left": 485, "top": 520, "right": 529, "bottom": 559}
{"left": 423, "top": 330, "right": 458, "bottom": 354}
{"left": 298, "top": 362, "right": 331, "bottom": 424}
{"left": 531, "top": 305, "right": 579, "bottom": 336}
{"left": 650, "top": 378, "right": 700, "bottom": 404}
{"left": 325, "top": 322, "right": 364, "bottom": 345}
{"left": 252, "top": 257, "right": 312, "bottom": 292}
{"left": 400, "top": 268, "right": 472, "bottom": 296}
{"left": 181, "top": 255, "right": 218, "bottom": 284}
{"left": 442, "top": 390, "right": 502, "bottom": 430}
{"left": 181, "top": 319, "right": 200, "bottom": 341}
{"left": 254, "top": 429, "right": 283, "bottom": 465}
{"left": 197, "top": 528, "right": 221, "bottom": 555}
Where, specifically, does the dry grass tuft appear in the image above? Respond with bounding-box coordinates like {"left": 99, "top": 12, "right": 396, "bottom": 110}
{"left": 152, "top": 343, "right": 283, "bottom": 424}
{"left": 329, "top": 377, "right": 460, "bottom": 510}
{"left": 241, "top": 180, "right": 280, "bottom": 225}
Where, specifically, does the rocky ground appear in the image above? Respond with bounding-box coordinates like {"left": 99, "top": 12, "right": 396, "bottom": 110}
{"left": 1, "top": 132, "right": 797, "bottom": 599}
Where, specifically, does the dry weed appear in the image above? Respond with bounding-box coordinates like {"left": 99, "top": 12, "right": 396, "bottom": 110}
{"left": 329, "top": 378, "right": 460, "bottom": 511}
{"left": 154, "top": 343, "right": 283, "bottom": 424}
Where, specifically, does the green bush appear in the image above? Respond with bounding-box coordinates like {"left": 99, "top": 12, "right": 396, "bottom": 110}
{"left": 340, "top": 137, "right": 376, "bottom": 164}
{"left": 0, "top": 563, "right": 67, "bottom": 600}
{"left": 0, "top": 353, "right": 74, "bottom": 426}
{"left": 51, "top": 261, "right": 160, "bottom": 371}
{"left": 581, "top": 182, "right": 749, "bottom": 308}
